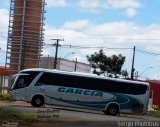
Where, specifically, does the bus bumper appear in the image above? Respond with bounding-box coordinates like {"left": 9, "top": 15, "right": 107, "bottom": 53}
{"left": 9, "top": 90, "right": 16, "bottom": 101}
{"left": 132, "top": 104, "right": 144, "bottom": 113}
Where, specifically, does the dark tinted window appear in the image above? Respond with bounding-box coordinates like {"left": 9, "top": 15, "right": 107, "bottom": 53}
{"left": 36, "top": 72, "right": 59, "bottom": 85}
{"left": 12, "top": 71, "right": 40, "bottom": 90}
{"left": 37, "top": 72, "right": 147, "bottom": 95}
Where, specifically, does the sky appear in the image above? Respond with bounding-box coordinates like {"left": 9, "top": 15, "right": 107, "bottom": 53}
{"left": 0, "top": 0, "right": 160, "bottom": 80}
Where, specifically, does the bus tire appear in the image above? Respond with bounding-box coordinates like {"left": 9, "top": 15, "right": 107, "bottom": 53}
{"left": 104, "top": 104, "right": 119, "bottom": 116}
{"left": 31, "top": 95, "right": 44, "bottom": 107}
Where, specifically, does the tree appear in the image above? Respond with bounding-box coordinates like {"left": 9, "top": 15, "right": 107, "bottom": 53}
{"left": 121, "top": 69, "right": 129, "bottom": 79}
{"left": 86, "top": 49, "right": 127, "bottom": 78}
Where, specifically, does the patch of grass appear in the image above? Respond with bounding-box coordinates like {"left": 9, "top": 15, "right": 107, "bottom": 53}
{"left": 0, "top": 107, "right": 39, "bottom": 122}
{"left": 0, "top": 93, "right": 12, "bottom": 101}
{"left": 147, "top": 110, "right": 160, "bottom": 118}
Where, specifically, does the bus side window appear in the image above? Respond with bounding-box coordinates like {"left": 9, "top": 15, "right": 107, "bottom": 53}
{"left": 36, "top": 72, "right": 59, "bottom": 86}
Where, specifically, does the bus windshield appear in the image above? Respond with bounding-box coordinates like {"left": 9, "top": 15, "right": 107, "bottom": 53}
{"left": 11, "top": 71, "right": 40, "bottom": 90}
{"left": 10, "top": 74, "right": 18, "bottom": 90}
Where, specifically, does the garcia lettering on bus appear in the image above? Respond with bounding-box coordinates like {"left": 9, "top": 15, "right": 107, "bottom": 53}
{"left": 58, "top": 87, "right": 103, "bottom": 97}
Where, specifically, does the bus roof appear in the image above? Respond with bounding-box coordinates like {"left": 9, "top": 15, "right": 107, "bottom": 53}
{"left": 20, "top": 68, "right": 149, "bottom": 86}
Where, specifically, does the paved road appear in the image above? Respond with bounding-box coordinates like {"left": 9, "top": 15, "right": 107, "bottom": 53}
{"left": 0, "top": 101, "right": 160, "bottom": 127}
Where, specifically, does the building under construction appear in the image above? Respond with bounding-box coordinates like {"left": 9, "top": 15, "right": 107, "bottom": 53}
{"left": 5, "top": 0, "right": 45, "bottom": 74}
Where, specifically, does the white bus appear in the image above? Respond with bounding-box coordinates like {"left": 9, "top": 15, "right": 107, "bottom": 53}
{"left": 10, "top": 68, "right": 150, "bottom": 115}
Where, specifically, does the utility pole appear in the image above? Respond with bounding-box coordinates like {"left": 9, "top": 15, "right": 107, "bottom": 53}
{"left": 131, "top": 46, "right": 136, "bottom": 80}
{"left": 74, "top": 58, "right": 77, "bottom": 71}
{"left": 52, "top": 39, "right": 64, "bottom": 69}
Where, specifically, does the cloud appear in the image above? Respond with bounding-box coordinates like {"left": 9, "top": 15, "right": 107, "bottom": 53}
{"left": 0, "top": 9, "right": 9, "bottom": 65}
{"left": 76, "top": 0, "right": 142, "bottom": 16}
{"left": 45, "top": 0, "right": 69, "bottom": 7}
{"left": 0, "top": 9, "right": 9, "bottom": 51}
{"left": 0, "top": 9, "right": 9, "bottom": 33}
{"left": 47, "top": 20, "right": 160, "bottom": 47}
{"left": 107, "top": 0, "right": 142, "bottom": 9}
{"left": 45, "top": 0, "right": 142, "bottom": 16}
{"left": 77, "top": 0, "right": 109, "bottom": 13}
{"left": 125, "top": 8, "right": 137, "bottom": 17}
{"left": 44, "top": 20, "right": 160, "bottom": 66}
{"left": 62, "top": 20, "right": 92, "bottom": 30}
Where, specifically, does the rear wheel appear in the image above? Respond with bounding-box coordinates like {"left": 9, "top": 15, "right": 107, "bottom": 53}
{"left": 104, "top": 104, "right": 119, "bottom": 116}
{"left": 31, "top": 95, "right": 44, "bottom": 107}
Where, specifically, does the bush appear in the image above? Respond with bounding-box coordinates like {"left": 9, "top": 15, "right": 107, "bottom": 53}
{"left": 148, "top": 109, "right": 160, "bottom": 118}
{"left": 0, "top": 107, "right": 39, "bottom": 122}
{"left": 0, "top": 93, "right": 12, "bottom": 101}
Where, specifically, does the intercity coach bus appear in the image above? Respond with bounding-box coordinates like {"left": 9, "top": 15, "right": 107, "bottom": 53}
{"left": 10, "top": 68, "right": 150, "bottom": 115}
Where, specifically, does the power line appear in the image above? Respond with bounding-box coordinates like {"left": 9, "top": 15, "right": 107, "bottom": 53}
{"left": 136, "top": 49, "right": 160, "bottom": 56}
{"left": 45, "top": 35, "right": 160, "bottom": 40}
{"left": 53, "top": 44, "right": 133, "bottom": 50}
{"left": 1, "top": 38, "right": 160, "bottom": 57}
{"left": 59, "top": 44, "right": 160, "bottom": 57}
{"left": 43, "top": 43, "right": 133, "bottom": 49}
{"left": 47, "top": 43, "right": 160, "bottom": 57}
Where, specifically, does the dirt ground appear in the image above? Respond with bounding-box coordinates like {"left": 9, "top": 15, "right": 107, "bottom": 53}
{"left": 1, "top": 101, "right": 160, "bottom": 127}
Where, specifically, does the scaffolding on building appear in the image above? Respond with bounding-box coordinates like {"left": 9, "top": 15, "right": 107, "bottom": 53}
{"left": 5, "top": 0, "right": 46, "bottom": 75}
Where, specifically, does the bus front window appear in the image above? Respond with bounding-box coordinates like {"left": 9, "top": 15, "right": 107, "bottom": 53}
{"left": 17, "top": 77, "right": 26, "bottom": 88}
{"left": 10, "top": 75, "right": 18, "bottom": 90}
{"left": 10, "top": 71, "right": 40, "bottom": 91}
{"left": 11, "top": 75, "right": 29, "bottom": 90}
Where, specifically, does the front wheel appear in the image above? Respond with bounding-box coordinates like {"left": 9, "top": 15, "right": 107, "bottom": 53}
{"left": 104, "top": 104, "right": 119, "bottom": 116}
{"left": 31, "top": 95, "right": 44, "bottom": 107}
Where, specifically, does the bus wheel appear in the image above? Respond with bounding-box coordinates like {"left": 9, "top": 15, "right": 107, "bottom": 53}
{"left": 105, "top": 104, "right": 119, "bottom": 116}
{"left": 31, "top": 95, "right": 44, "bottom": 107}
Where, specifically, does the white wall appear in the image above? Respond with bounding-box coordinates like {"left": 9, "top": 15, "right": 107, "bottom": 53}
{"left": 59, "top": 59, "right": 91, "bottom": 73}
{"left": 40, "top": 57, "right": 91, "bottom": 73}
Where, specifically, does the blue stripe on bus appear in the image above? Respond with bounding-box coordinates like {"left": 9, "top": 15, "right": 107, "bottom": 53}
{"left": 45, "top": 93, "right": 142, "bottom": 110}
{"left": 45, "top": 95, "right": 106, "bottom": 109}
